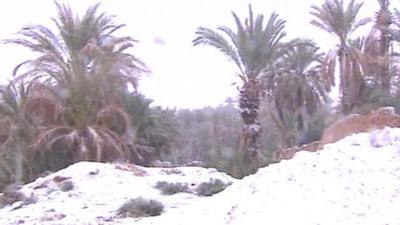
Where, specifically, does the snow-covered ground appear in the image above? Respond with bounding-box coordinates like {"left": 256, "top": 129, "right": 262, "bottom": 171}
{"left": 1, "top": 127, "right": 400, "bottom": 225}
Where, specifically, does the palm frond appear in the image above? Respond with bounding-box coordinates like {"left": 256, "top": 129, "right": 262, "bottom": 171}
{"left": 320, "top": 49, "right": 338, "bottom": 90}
{"left": 311, "top": 0, "right": 368, "bottom": 41}
{"left": 193, "top": 27, "right": 243, "bottom": 74}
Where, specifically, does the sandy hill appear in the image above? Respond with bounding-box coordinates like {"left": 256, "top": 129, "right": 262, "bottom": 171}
{"left": 0, "top": 127, "right": 400, "bottom": 225}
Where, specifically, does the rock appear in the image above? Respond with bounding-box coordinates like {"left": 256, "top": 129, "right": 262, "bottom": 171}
{"left": 275, "top": 141, "right": 321, "bottom": 161}
{"left": 58, "top": 180, "right": 74, "bottom": 192}
{"left": 52, "top": 176, "right": 71, "bottom": 183}
{"left": 321, "top": 107, "right": 400, "bottom": 145}
{"left": 2, "top": 184, "right": 23, "bottom": 199}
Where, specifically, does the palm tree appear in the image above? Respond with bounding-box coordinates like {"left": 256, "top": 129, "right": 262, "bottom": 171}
{"left": 311, "top": 0, "right": 371, "bottom": 112}
{"left": 373, "top": 0, "right": 392, "bottom": 90}
{"left": 4, "top": 2, "right": 147, "bottom": 115}
{"left": 2, "top": 3, "right": 148, "bottom": 174}
{"left": 363, "top": 0, "right": 393, "bottom": 93}
{"left": 193, "top": 5, "right": 286, "bottom": 172}
{"left": 119, "top": 91, "right": 179, "bottom": 163}
{"left": 272, "top": 39, "right": 327, "bottom": 145}
{"left": 0, "top": 82, "right": 37, "bottom": 185}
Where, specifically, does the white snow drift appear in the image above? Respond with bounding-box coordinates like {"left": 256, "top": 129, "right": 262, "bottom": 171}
{"left": 1, "top": 127, "right": 400, "bottom": 225}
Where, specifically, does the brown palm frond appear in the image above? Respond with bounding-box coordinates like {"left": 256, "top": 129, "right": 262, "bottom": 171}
{"left": 23, "top": 96, "right": 59, "bottom": 126}
{"left": 96, "top": 105, "right": 130, "bottom": 135}
{"left": 31, "top": 124, "right": 136, "bottom": 165}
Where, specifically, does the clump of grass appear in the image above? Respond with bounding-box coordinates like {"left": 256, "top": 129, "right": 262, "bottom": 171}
{"left": 161, "top": 168, "right": 182, "bottom": 175}
{"left": 154, "top": 181, "right": 189, "bottom": 195}
{"left": 0, "top": 184, "right": 37, "bottom": 207}
{"left": 116, "top": 197, "right": 164, "bottom": 218}
{"left": 195, "top": 179, "right": 231, "bottom": 196}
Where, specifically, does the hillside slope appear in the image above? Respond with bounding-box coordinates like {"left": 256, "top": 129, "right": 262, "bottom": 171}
{"left": 1, "top": 127, "right": 400, "bottom": 225}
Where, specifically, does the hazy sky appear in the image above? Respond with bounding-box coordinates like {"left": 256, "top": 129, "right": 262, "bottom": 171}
{"left": 0, "top": 0, "right": 379, "bottom": 108}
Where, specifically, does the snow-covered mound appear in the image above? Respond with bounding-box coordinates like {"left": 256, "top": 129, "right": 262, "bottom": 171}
{"left": 1, "top": 127, "right": 400, "bottom": 225}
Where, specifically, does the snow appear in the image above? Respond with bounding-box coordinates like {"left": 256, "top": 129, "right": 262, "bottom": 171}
{"left": 1, "top": 127, "right": 400, "bottom": 225}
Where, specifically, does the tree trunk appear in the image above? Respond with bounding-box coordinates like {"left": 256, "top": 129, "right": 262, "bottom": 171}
{"left": 239, "top": 79, "right": 261, "bottom": 173}
{"left": 339, "top": 47, "right": 355, "bottom": 113}
{"left": 339, "top": 47, "right": 350, "bottom": 112}
{"left": 265, "top": 101, "right": 292, "bottom": 148}
{"left": 379, "top": 25, "right": 391, "bottom": 92}
{"left": 14, "top": 144, "right": 24, "bottom": 184}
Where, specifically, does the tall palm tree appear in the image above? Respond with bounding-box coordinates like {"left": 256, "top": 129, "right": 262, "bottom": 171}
{"left": 2, "top": 3, "right": 148, "bottom": 175}
{"left": 363, "top": 0, "right": 393, "bottom": 92}
{"left": 193, "top": 5, "right": 286, "bottom": 172}
{"left": 311, "top": 0, "right": 371, "bottom": 112}
{"left": 273, "top": 39, "right": 327, "bottom": 145}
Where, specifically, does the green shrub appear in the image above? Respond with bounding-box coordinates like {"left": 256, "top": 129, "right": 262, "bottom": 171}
{"left": 154, "top": 181, "right": 189, "bottom": 195}
{"left": 195, "top": 179, "right": 231, "bottom": 196}
{"left": 116, "top": 197, "right": 164, "bottom": 218}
